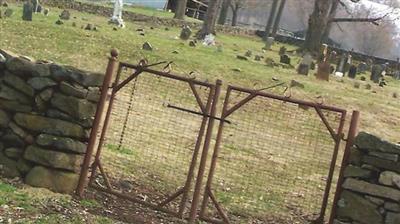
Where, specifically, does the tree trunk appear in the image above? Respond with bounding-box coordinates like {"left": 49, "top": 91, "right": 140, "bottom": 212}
{"left": 197, "top": 0, "right": 223, "bottom": 39}
{"left": 231, "top": 7, "right": 239, "bottom": 26}
{"left": 174, "top": 0, "right": 188, "bottom": 20}
{"left": 218, "top": 0, "right": 230, "bottom": 25}
{"left": 271, "top": 0, "right": 286, "bottom": 37}
{"left": 304, "top": 0, "right": 333, "bottom": 52}
{"left": 264, "top": 0, "right": 279, "bottom": 40}
{"left": 322, "top": 0, "right": 339, "bottom": 42}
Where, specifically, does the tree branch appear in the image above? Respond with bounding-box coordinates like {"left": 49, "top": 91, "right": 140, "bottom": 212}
{"left": 330, "top": 16, "right": 385, "bottom": 25}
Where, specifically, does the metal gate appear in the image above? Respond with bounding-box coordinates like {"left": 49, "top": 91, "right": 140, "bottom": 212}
{"left": 196, "top": 85, "right": 347, "bottom": 224}
{"left": 77, "top": 51, "right": 355, "bottom": 224}
{"left": 76, "top": 51, "right": 220, "bottom": 219}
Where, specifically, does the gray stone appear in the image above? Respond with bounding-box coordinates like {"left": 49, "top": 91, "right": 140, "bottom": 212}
{"left": 5, "top": 57, "right": 35, "bottom": 76}
{"left": 55, "top": 19, "right": 64, "bottom": 25}
{"left": 189, "top": 40, "right": 196, "bottom": 47}
{"left": 369, "top": 151, "right": 398, "bottom": 162}
{"left": 0, "top": 82, "right": 31, "bottom": 104}
{"left": 14, "top": 113, "right": 86, "bottom": 138}
{"left": 35, "top": 95, "right": 46, "bottom": 112}
{"left": 179, "top": 25, "right": 192, "bottom": 40}
{"left": 24, "top": 146, "right": 83, "bottom": 172}
{"left": 362, "top": 156, "right": 400, "bottom": 173}
{"left": 4, "top": 147, "right": 23, "bottom": 159}
{"left": 43, "top": 8, "right": 49, "bottom": 16}
{"left": 280, "top": 54, "right": 291, "bottom": 65}
{"left": 36, "top": 134, "right": 87, "bottom": 154}
{"left": 60, "top": 82, "right": 88, "bottom": 99}
{"left": 236, "top": 55, "right": 248, "bottom": 61}
{"left": 0, "top": 109, "right": 10, "bottom": 128}
{"left": 59, "top": 10, "right": 70, "bottom": 20}
{"left": 384, "top": 202, "right": 400, "bottom": 212}
{"left": 386, "top": 212, "right": 400, "bottom": 224}
{"left": 264, "top": 37, "right": 274, "bottom": 50}
{"left": 22, "top": 1, "right": 33, "bottom": 21}
{"left": 87, "top": 87, "right": 100, "bottom": 102}
{"left": 50, "top": 65, "right": 104, "bottom": 87}
{"left": 349, "top": 147, "right": 362, "bottom": 166}
{"left": 342, "top": 178, "right": 400, "bottom": 201}
{"left": 379, "top": 171, "right": 400, "bottom": 187}
{"left": 25, "top": 166, "right": 79, "bottom": 194}
{"left": 245, "top": 50, "right": 252, "bottom": 57}
{"left": 1, "top": 133, "right": 25, "bottom": 148}
{"left": 27, "top": 77, "right": 57, "bottom": 90}
{"left": 9, "top": 122, "right": 29, "bottom": 140}
{"left": 365, "top": 195, "right": 385, "bottom": 206}
{"left": 343, "top": 165, "right": 372, "bottom": 179}
{"left": 0, "top": 99, "right": 32, "bottom": 112}
{"left": 0, "top": 151, "right": 20, "bottom": 177}
{"left": 46, "top": 109, "right": 73, "bottom": 121}
{"left": 84, "top": 23, "right": 94, "bottom": 31}
{"left": 142, "top": 42, "right": 153, "bottom": 51}
{"left": 3, "top": 73, "right": 35, "bottom": 97}
{"left": 16, "top": 158, "right": 33, "bottom": 175}
{"left": 4, "top": 8, "right": 12, "bottom": 17}
{"left": 254, "top": 55, "right": 262, "bottom": 61}
{"left": 38, "top": 88, "right": 53, "bottom": 101}
{"left": 32, "top": 63, "right": 51, "bottom": 77}
{"left": 355, "top": 132, "right": 400, "bottom": 154}
{"left": 51, "top": 93, "right": 96, "bottom": 120}
{"left": 337, "top": 190, "right": 382, "bottom": 224}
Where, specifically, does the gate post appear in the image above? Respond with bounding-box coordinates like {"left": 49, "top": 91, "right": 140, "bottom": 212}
{"left": 76, "top": 49, "right": 119, "bottom": 197}
{"left": 328, "top": 110, "right": 360, "bottom": 224}
{"left": 188, "top": 80, "right": 222, "bottom": 224}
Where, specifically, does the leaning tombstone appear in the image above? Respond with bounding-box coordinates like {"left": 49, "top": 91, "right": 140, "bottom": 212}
{"left": 179, "top": 25, "right": 192, "bottom": 40}
{"left": 371, "top": 64, "right": 383, "bottom": 83}
{"left": 264, "top": 37, "right": 274, "bottom": 50}
{"left": 316, "top": 61, "right": 330, "bottom": 81}
{"left": 357, "top": 62, "right": 368, "bottom": 73}
{"left": 280, "top": 54, "right": 291, "bottom": 65}
{"left": 297, "top": 53, "right": 313, "bottom": 76}
{"left": 279, "top": 46, "right": 287, "bottom": 56}
{"left": 59, "top": 9, "right": 70, "bottom": 20}
{"left": 43, "top": 8, "right": 49, "bottom": 16}
{"left": 348, "top": 65, "right": 357, "bottom": 79}
{"left": 22, "top": 1, "right": 33, "bottom": 21}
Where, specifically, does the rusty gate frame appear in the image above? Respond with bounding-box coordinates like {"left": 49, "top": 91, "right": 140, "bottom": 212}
{"left": 76, "top": 50, "right": 221, "bottom": 219}
{"left": 190, "top": 84, "right": 350, "bottom": 224}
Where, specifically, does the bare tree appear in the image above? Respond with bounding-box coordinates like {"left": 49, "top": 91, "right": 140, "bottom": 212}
{"left": 304, "top": 0, "right": 386, "bottom": 52}
{"left": 229, "top": 0, "right": 247, "bottom": 26}
{"left": 271, "top": 0, "right": 287, "bottom": 37}
{"left": 197, "top": 0, "right": 223, "bottom": 39}
{"left": 218, "top": 0, "right": 231, "bottom": 25}
{"left": 174, "top": 0, "right": 188, "bottom": 20}
{"left": 265, "top": 0, "right": 279, "bottom": 39}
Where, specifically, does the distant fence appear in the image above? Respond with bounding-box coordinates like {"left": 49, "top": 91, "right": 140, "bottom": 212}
{"left": 77, "top": 50, "right": 360, "bottom": 224}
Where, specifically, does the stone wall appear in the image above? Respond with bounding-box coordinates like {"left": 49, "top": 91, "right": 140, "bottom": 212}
{"left": 40, "top": 0, "right": 257, "bottom": 36}
{"left": 334, "top": 132, "right": 400, "bottom": 224}
{"left": 0, "top": 49, "right": 101, "bottom": 194}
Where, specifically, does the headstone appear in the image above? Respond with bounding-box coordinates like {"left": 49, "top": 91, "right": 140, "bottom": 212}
{"left": 22, "top": 1, "right": 33, "bottom": 21}
{"left": 336, "top": 54, "right": 346, "bottom": 73}
{"left": 264, "top": 37, "right": 274, "bottom": 50}
{"left": 4, "top": 8, "right": 12, "bottom": 17}
{"left": 371, "top": 64, "right": 383, "bottom": 83}
{"left": 279, "top": 46, "right": 287, "bottom": 56}
{"left": 36, "top": 4, "right": 42, "bottom": 13}
{"left": 330, "top": 65, "right": 335, "bottom": 74}
{"left": 179, "top": 25, "right": 192, "bottom": 40}
{"left": 394, "top": 71, "right": 400, "bottom": 80}
{"left": 189, "top": 40, "right": 196, "bottom": 47}
{"left": 316, "top": 61, "right": 330, "bottom": 81}
{"left": 348, "top": 65, "right": 357, "bottom": 79}
{"left": 43, "top": 8, "right": 49, "bottom": 16}
{"left": 280, "top": 54, "right": 291, "bottom": 65}
{"left": 55, "top": 19, "right": 63, "bottom": 25}
{"left": 358, "top": 62, "right": 368, "bottom": 73}
{"left": 298, "top": 53, "right": 313, "bottom": 76}
{"left": 142, "top": 42, "right": 153, "bottom": 51}
{"left": 31, "top": 0, "right": 39, "bottom": 13}
{"left": 109, "top": 0, "right": 124, "bottom": 28}
{"left": 245, "top": 50, "right": 252, "bottom": 57}
{"left": 254, "top": 55, "right": 262, "bottom": 61}
{"left": 85, "top": 23, "right": 94, "bottom": 31}
{"left": 59, "top": 10, "right": 70, "bottom": 20}
{"left": 344, "top": 54, "right": 352, "bottom": 75}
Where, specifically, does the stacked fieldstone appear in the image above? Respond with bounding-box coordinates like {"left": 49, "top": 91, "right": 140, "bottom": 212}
{"left": 0, "top": 49, "right": 101, "bottom": 193}
{"left": 334, "top": 132, "right": 400, "bottom": 224}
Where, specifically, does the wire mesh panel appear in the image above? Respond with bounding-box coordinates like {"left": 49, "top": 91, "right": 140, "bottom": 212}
{"left": 89, "top": 62, "right": 215, "bottom": 217}
{"left": 201, "top": 86, "right": 346, "bottom": 224}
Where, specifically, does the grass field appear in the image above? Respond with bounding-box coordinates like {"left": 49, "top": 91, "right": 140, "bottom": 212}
{"left": 1, "top": 2, "right": 400, "bottom": 223}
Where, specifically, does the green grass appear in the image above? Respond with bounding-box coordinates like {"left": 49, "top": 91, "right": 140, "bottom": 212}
{"left": 1, "top": 2, "right": 400, "bottom": 223}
